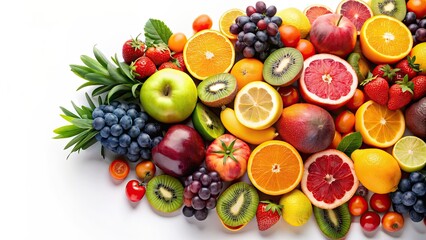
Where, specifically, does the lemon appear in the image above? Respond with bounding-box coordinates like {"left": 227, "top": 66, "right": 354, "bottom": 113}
{"left": 276, "top": 8, "right": 311, "bottom": 38}
{"left": 279, "top": 189, "right": 312, "bottom": 226}
{"left": 392, "top": 136, "right": 426, "bottom": 172}
{"left": 410, "top": 42, "right": 426, "bottom": 75}
{"left": 351, "top": 148, "right": 401, "bottom": 194}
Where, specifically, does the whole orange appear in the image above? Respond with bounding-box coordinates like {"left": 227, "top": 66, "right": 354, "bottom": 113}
{"left": 230, "top": 58, "right": 264, "bottom": 91}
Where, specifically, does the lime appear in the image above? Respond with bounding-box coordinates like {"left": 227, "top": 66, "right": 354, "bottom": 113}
{"left": 392, "top": 136, "right": 426, "bottom": 172}
{"left": 279, "top": 189, "right": 312, "bottom": 226}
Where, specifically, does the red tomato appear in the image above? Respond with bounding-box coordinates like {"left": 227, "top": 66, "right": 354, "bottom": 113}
{"left": 370, "top": 193, "right": 391, "bottom": 213}
{"left": 346, "top": 89, "right": 365, "bottom": 111}
{"left": 192, "top": 14, "right": 213, "bottom": 32}
{"left": 348, "top": 195, "right": 368, "bottom": 216}
{"left": 135, "top": 161, "right": 156, "bottom": 181}
{"left": 205, "top": 134, "right": 251, "bottom": 182}
{"left": 295, "top": 39, "right": 316, "bottom": 60}
{"left": 407, "top": 0, "right": 426, "bottom": 18}
{"left": 278, "top": 25, "right": 301, "bottom": 47}
{"left": 334, "top": 110, "right": 355, "bottom": 134}
{"left": 278, "top": 86, "right": 300, "bottom": 107}
{"left": 382, "top": 212, "right": 404, "bottom": 233}
{"left": 360, "top": 211, "right": 381, "bottom": 232}
{"left": 168, "top": 32, "right": 187, "bottom": 53}
{"left": 125, "top": 179, "right": 146, "bottom": 202}
{"left": 109, "top": 159, "right": 130, "bottom": 180}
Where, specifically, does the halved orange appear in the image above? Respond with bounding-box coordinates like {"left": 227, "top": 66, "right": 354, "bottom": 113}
{"left": 360, "top": 15, "right": 413, "bottom": 64}
{"left": 355, "top": 100, "right": 405, "bottom": 148}
{"left": 183, "top": 30, "right": 235, "bottom": 80}
{"left": 247, "top": 140, "right": 303, "bottom": 196}
{"left": 219, "top": 8, "right": 245, "bottom": 40}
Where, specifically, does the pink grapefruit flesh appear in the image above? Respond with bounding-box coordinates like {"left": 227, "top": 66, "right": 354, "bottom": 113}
{"left": 301, "top": 149, "right": 359, "bottom": 209}
{"left": 303, "top": 4, "right": 333, "bottom": 25}
{"left": 336, "top": 0, "right": 373, "bottom": 34}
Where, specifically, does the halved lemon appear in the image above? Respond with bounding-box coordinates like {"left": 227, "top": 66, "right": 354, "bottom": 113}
{"left": 219, "top": 8, "right": 245, "bottom": 40}
{"left": 233, "top": 81, "right": 283, "bottom": 130}
{"left": 392, "top": 136, "right": 426, "bottom": 172}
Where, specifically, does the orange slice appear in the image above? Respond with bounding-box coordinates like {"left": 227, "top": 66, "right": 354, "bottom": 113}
{"left": 219, "top": 8, "right": 245, "bottom": 40}
{"left": 183, "top": 30, "right": 235, "bottom": 80}
{"left": 360, "top": 15, "right": 413, "bottom": 64}
{"left": 355, "top": 100, "right": 405, "bottom": 148}
{"left": 247, "top": 140, "right": 303, "bottom": 196}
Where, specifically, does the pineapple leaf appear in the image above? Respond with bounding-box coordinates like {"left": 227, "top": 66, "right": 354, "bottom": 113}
{"left": 53, "top": 125, "right": 86, "bottom": 138}
{"left": 85, "top": 92, "right": 96, "bottom": 110}
{"left": 77, "top": 82, "right": 98, "bottom": 91}
{"left": 92, "top": 85, "right": 113, "bottom": 97}
{"left": 70, "top": 64, "right": 95, "bottom": 77}
{"left": 80, "top": 55, "right": 109, "bottom": 76}
{"left": 82, "top": 137, "right": 98, "bottom": 150}
{"left": 107, "top": 84, "right": 132, "bottom": 102}
{"left": 60, "top": 106, "right": 79, "bottom": 118}
{"left": 63, "top": 130, "right": 89, "bottom": 150}
{"left": 60, "top": 114, "right": 76, "bottom": 123}
{"left": 113, "top": 54, "right": 135, "bottom": 80}
{"left": 93, "top": 46, "right": 111, "bottom": 68}
{"left": 72, "top": 129, "right": 98, "bottom": 153}
{"left": 71, "top": 118, "right": 93, "bottom": 129}
{"left": 81, "top": 106, "right": 94, "bottom": 118}
{"left": 84, "top": 73, "right": 115, "bottom": 85}
{"left": 131, "top": 83, "right": 142, "bottom": 98}
{"left": 107, "top": 63, "right": 129, "bottom": 83}
{"left": 72, "top": 101, "right": 88, "bottom": 118}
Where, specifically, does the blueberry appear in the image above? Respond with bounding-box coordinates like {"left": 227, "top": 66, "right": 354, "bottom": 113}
{"left": 95, "top": 133, "right": 102, "bottom": 142}
{"left": 107, "top": 136, "right": 119, "bottom": 148}
{"left": 119, "top": 134, "right": 131, "bottom": 148}
{"left": 409, "top": 209, "right": 424, "bottom": 222}
{"left": 104, "top": 113, "right": 118, "bottom": 126}
{"left": 92, "top": 108, "right": 104, "bottom": 118}
{"left": 112, "top": 108, "right": 126, "bottom": 119}
{"left": 144, "top": 122, "right": 161, "bottom": 137}
{"left": 128, "top": 126, "right": 141, "bottom": 139}
{"left": 140, "top": 148, "right": 151, "bottom": 160}
{"left": 127, "top": 109, "right": 139, "bottom": 119}
{"left": 116, "top": 146, "right": 127, "bottom": 155}
{"left": 126, "top": 153, "right": 139, "bottom": 162}
{"left": 402, "top": 191, "right": 417, "bottom": 206}
{"left": 119, "top": 115, "right": 133, "bottom": 130}
{"left": 412, "top": 182, "right": 426, "bottom": 197}
{"left": 409, "top": 172, "right": 425, "bottom": 184}
{"left": 110, "top": 124, "right": 123, "bottom": 137}
{"left": 92, "top": 117, "right": 105, "bottom": 130}
{"left": 398, "top": 178, "right": 412, "bottom": 192}
{"left": 128, "top": 141, "right": 141, "bottom": 155}
{"left": 128, "top": 103, "right": 140, "bottom": 111}
{"left": 100, "top": 126, "right": 110, "bottom": 138}
{"left": 393, "top": 203, "right": 411, "bottom": 214}
{"left": 391, "top": 191, "right": 404, "bottom": 204}
{"left": 137, "top": 133, "right": 152, "bottom": 148}
{"left": 151, "top": 136, "right": 163, "bottom": 148}
{"left": 103, "top": 105, "right": 115, "bottom": 113}
{"left": 117, "top": 102, "right": 129, "bottom": 111}
{"left": 133, "top": 118, "right": 146, "bottom": 130}
{"left": 139, "top": 112, "right": 149, "bottom": 122}
{"left": 110, "top": 101, "right": 120, "bottom": 107}
{"left": 413, "top": 199, "right": 426, "bottom": 214}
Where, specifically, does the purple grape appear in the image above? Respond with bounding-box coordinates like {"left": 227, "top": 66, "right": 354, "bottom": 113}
{"left": 235, "top": 40, "right": 247, "bottom": 52}
{"left": 209, "top": 182, "right": 222, "bottom": 195}
{"left": 208, "top": 171, "right": 220, "bottom": 182}
{"left": 184, "top": 175, "right": 193, "bottom": 186}
{"left": 191, "top": 196, "right": 206, "bottom": 210}
{"left": 268, "top": 35, "right": 280, "bottom": 46}
{"left": 415, "top": 28, "right": 426, "bottom": 42}
{"left": 194, "top": 209, "right": 208, "bottom": 221}
{"left": 419, "top": 19, "right": 426, "bottom": 28}
{"left": 270, "top": 16, "right": 282, "bottom": 26}
{"left": 265, "top": 5, "right": 277, "bottom": 17}
{"left": 356, "top": 184, "right": 369, "bottom": 198}
{"left": 408, "top": 23, "right": 419, "bottom": 34}
{"left": 255, "top": 1, "right": 267, "bottom": 14}
{"left": 250, "top": 13, "right": 263, "bottom": 23}
{"left": 236, "top": 16, "right": 250, "bottom": 28}
{"left": 257, "top": 19, "right": 267, "bottom": 31}
{"left": 243, "top": 32, "right": 257, "bottom": 46}
{"left": 266, "top": 22, "right": 278, "bottom": 36}
{"left": 256, "top": 30, "right": 268, "bottom": 42}
{"left": 254, "top": 41, "right": 267, "bottom": 52}
{"left": 182, "top": 206, "right": 195, "bottom": 217}
{"left": 229, "top": 23, "right": 240, "bottom": 35}
{"left": 190, "top": 180, "right": 202, "bottom": 194}
{"left": 200, "top": 174, "right": 212, "bottom": 186}
{"left": 198, "top": 187, "right": 211, "bottom": 200}
{"left": 192, "top": 171, "right": 202, "bottom": 181}
{"left": 237, "top": 31, "right": 245, "bottom": 41}
{"left": 403, "top": 12, "right": 417, "bottom": 25}
{"left": 246, "top": 6, "right": 256, "bottom": 17}
{"left": 243, "top": 46, "right": 256, "bottom": 58}
{"left": 184, "top": 186, "right": 194, "bottom": 199}
{"left": 243, "top": 22, "right": 257, "bottom": 33}
{"left": 206, "top": 198, "right": 217, "bottom": 210}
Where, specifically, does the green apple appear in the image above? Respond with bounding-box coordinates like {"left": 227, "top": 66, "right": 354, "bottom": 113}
{"left": 140, "top": 69, "right": 197, "bottom": 123}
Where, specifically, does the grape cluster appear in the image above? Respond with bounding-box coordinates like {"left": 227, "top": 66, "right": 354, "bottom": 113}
{"left": 391, "top": 171, "right": 425, "bottom": 222}
{"left": 182, "top": 166, "right": 223, "bottom": 221}
{"left": 403, "top": 11, "right": 426, "bottom": 46}
{"left": 92, "top": 101, "right": 164, "bottom": 162}
{"left": 229, "top": 1, "right": 283, "bottom": 61}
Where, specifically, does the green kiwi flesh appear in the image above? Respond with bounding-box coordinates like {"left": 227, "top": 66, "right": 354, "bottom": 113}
{"left": 216, "top": 182, "right": 259, "bottom": 227}
{"left": 197, "top": 73, "right": 237, "bottom": 108}
{"left": 371, "top": 0, "right": 406, "bottom": 21}
{"left": 347, "top": 52, "right": 365, "bottom": 82}
{"left": 192, "top": 102, "right": 225, "bottom": 141}
{"left": 313, "top": 203, "right": 352, "bottom": 240}
{"left": 146, "top": 175, "right": 184, "bottom": 213}
{"left": 263, "top": 47, "right": 304, "bottom": 87}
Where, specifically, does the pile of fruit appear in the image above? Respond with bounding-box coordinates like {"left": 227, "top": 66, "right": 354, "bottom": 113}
{"left": 54, "top": 0, "right": 426, "bottom": 238}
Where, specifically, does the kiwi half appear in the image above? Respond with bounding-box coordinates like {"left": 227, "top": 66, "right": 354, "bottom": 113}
{"left": 192, "top": 102, "right": 225, "bottom": 141}
{"left": 197, "top": 73, "right": 237, "bottom": 108}
{"left": 216, "top": 182, "right": 259, "bottom": 227}
{"left": 146, "top": 174, "right": 184, "bottom": 213}
{"left": 313, "top": 203, "right": 352, "bottom": 240}
{"left": 262, "top": 47, "right": 304, "bottom": 87}
{"left": 370, "top": 0, "right": 406, "bottom": 21}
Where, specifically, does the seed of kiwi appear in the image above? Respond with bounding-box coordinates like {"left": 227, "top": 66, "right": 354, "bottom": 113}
{"left": 216, "top": 182, "right": 259, "bottom": 227}
{"left": 370, "top": 0, "right": 406, "bottom": 21}
{"left": 262, "top": 47, "right": 304, "bottom": 87}
{"left": 146, "top": 174, "right": 184, "bottom": 213}
{"left": 192, "top": 102, "right": 225, "bottom": 141}
{"left": 197, "top": 73, "right": 237, "bottom": 108}
{"left": 313, "top": 203, "right": 352, "bottom": 240}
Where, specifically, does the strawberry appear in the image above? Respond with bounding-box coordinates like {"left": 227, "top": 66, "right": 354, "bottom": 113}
{"left": 411, "top": 75, "right": 426, "bottom": 100}
{"left": 158, "top": 61, "right": 182, "bottom": 71}
{"left": 145, "top": 44, "right": 171, "bottom": 66}
{"left": 130, "top": 56, "right": 156, "bottom": 80}
{"left": 394, "top": 56, "right": 421, "bottom": 80}
{"left": 387, "top": 75, "right": 414, "bottom": 111}
{"left": 172, "top": 52, "right": 186, "bottom": 72}
{"left": 122, "top": 35, "right": 145, "bottom": 64}
{"left": 255, "top": 200, "right": 282, "bottom": 231}
{"left": 371, "top": 64, "right": 399, "bottom": 84}
{"left": 360, "top": 73, "right": 389, "bottom": 106}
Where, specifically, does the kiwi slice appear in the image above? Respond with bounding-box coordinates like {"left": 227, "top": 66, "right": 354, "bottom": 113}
{"left": 262, "top": 47, "right": 304, "bottom": 87}
{"left": 313, "top": 203, "right": 352, "bottom": 240}
{"left": 216, "top": 182, "right": 259, "bottom": 227}
{"left": 370, "top": 0, "right": 406, "bottom": 21}
{"left": 347, "top": 52, "right": 366, "bottom": 82}
{"left": 192, "top": 102, "right": 225, "bottom": 141}
{"left": 146, "top": 174, "right": 184, "bottom": 213}
{"left": 197, "top": 73, "right": 237, "bottom": 108}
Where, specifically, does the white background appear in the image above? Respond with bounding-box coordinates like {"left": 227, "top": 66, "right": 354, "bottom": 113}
{"left": 2, "top": 0, "right": 425, "bottom": 239}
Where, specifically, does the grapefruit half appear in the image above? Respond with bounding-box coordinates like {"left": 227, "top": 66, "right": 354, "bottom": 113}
{"left": 301, "top": 149, "right": 359, "bottom": 209}
{"left": 299, "top": 53, "right": 358, "bottom": 110}
{"left": 336, "top": 0, "right": 373, "bottom": 35}
{"left": 303, "top": 4, "right": 333, "bottom": 25}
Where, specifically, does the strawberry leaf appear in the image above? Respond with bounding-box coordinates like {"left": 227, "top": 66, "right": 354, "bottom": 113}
{"left": 144, "top": 18, "right": 173, "bottom": 46}
{"left": 337, "top": 132, "right": 363, "bottom": 157}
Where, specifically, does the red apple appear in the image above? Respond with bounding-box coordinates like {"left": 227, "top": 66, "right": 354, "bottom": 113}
{"left": 309, "top": 13, "right": 357, "bottom": 58}
{"left": 152, "top": 124, "right": 205, "bottom": 177}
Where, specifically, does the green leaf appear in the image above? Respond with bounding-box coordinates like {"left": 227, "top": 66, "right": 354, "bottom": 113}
{"left": 60, "top": 114, "right": 75, "bottom": 123}
{"left": 107, "top": 63, "right": 128, "bottom": 83}
{"left": 93, "top": 46, "right": 111, "bottom": 68}
{"left": 71, "top": 118, "right": 93, "bottom": 129}
{"left": 80, "top": 55, "right": 109, "bottom": 76}
{"left": 60, "top": 106, "right": 79, "bottom": 118}
{"left": 131, "top": 83, "right": 142, "bottom": 98}
{"left": 72, "top": 101, "right": 87, "bottom": 118}
{"left": 107, "top": 84, "right": 132, "bottom": 102}
{"left": 337, "top": 132, "right": 363, "bottom": 157}
{"left": 70, "top": 64, "right": 95, "bottom": 77}
{"left": 53, "top": 125, "right": 85, "bottom": 138}
{"left": 92, "top": 85, "right": 113, "bottom": 97}
{"left": 72, "top": 130, "right": 98, "bottom": 153}
{"left": 85, "top": 92, "right": 96, "bottom": 110}
{"left": 144, "top": 18, "right": 173, "bottom": 45}
{"left": 84, "top": 73, "right": 114, "bottom": 85}
{"left": 77, "top": 82, "right": 98, "bottom": 91}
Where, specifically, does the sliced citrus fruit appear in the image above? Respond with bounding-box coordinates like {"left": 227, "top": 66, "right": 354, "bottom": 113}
{"left": 247, "top": 140, "right": 303, "bottom": 196}
{"left": 183, "top": 30, "right": 235, "bottom": 80}
{"left": 219, "top": 8, "right": 245, "bottom": 40}
{"left": 299, "top": 53, "right": 358, "bottom": 110}
{"left": 355, "top": 100, "right": 405, "bottom": 148}
{"left": 234, "top": 81, "right": 283, "bottom": 130}
{"left": 301, "top": 149, "right": 359, "bottom": 209}
{"left": 303, "top": 4, "right": 333, "bottom": 25}
{"left": 336, "top": 0, "right": 373, "bottom": 35}
{"left": 392, "top": 136, "right": 426, "bottom": 172}
{"left": 360, "top": 15, "right": 413, "bottom": 64}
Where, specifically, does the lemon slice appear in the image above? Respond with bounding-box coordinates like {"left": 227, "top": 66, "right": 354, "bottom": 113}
{"left": 234, "top": 81, "right": 283, "bottom": 130}
{"left": 392, "top": 136, "right": 426, "bottom": 172}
